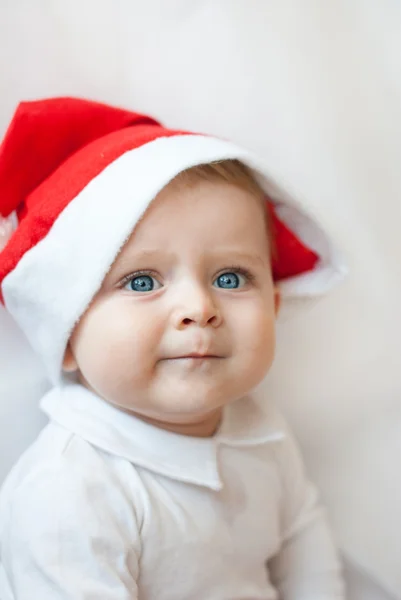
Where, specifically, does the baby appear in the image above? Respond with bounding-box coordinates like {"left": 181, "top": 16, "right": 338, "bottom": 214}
{"left": 0, "top": 97, "right": 345, "bottom": 599}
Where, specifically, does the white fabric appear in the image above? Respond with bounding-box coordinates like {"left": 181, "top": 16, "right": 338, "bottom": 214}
{"left": 343, "top": 561, "right": 396, "bottom": 600}
{"left": 0, "top": 2, "right": 399, "bottom": 597}
{"left": 0, "top": 384, "right": 344, "bottom": 599}
{"left": 2, "top": 133, "right": 345, "bottom": 386}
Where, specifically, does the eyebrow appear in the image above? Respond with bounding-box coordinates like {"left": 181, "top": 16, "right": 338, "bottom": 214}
{"left": 209, "top": 250, "right": 268, "bottom": 267}
{"left": 106, "top": 247, "right": 267, "bottom": 284}
{"left": 106, "top": 249, "right": 168, "bottom": 279}
{"left": 118, "top": 249, "right": 167, "bottom": 263}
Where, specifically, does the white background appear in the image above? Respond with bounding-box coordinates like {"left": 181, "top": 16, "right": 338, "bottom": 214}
{"left": 0, "top": 1, "right": 400, "bottom": 597}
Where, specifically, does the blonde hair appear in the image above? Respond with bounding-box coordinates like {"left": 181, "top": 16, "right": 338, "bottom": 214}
{"left": 175, "top": 159, "right": 265, "bottom": 199}
{"left": 173, "top": 159, "right": 274, "bottom": 249}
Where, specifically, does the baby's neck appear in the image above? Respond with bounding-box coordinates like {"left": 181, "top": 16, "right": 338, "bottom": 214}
{"left": 134, "top": 409, "right": 223, "bottom": 438}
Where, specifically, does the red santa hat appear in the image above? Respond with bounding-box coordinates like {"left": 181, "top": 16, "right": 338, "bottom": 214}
{"left": 0, "top": 97, "right": 345, "bottom": 384}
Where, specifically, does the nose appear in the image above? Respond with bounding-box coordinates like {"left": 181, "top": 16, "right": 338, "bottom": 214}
{"left": 173, "top": 284, "right": 222, "bottom": 330}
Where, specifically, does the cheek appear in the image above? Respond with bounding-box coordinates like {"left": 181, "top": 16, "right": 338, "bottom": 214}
{"left": 227, "top": 300, "right": 276, "bottom": 364}
{"left": 71, "top": 301, "right": 164, "bottom": 381}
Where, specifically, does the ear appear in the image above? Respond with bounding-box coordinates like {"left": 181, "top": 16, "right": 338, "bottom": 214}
{"left": 274, "top": 288, "right": 281, "bottom": 315}
{"left": 62, "top": 343, "right": 78, "bottom": 372}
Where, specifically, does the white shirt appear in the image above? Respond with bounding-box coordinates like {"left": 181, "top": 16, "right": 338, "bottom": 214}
{"left": 0, "top": 384, "right": 344, "bottom": 599}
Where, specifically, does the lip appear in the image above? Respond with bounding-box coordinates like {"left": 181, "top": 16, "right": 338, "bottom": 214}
{"left": 163, "top": 353, "right": 223, "bottom": 361}
{"left": 171, "top": 354, "right": 222, "bottom": 360}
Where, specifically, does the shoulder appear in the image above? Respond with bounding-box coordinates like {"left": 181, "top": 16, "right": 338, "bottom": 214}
{"left": 252, "top": 399, "right": 308, "bottom": 483}
{"left": 0, "top": 423, "right": 143, "bottom": 542}
{"left": 0, "top": 426, "right": 142, "bottom": 591}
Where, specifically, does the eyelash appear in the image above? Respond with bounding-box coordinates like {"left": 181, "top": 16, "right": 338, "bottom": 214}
{"left": 119, "top": 270, "right": 160, "bottom": 288}
{"left": 217, "top": 266, "right": 255, "bottom": 283}
{"left": 118, "top": 266, "right": 255, "bottom": 288}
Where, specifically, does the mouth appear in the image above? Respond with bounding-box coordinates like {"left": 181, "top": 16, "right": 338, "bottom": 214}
{"left": 162, "top": 353, "right": 224, "bottom": 363}
{"left": 158, "top": 353, "right": 225, "bottom": 371}
{"left": 171, "top": 354, "right": 222, "bottom": 360}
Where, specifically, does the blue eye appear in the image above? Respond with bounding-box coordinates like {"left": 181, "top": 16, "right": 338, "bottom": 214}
{"left": 214, "top": 272, "right": 245, "bottom": 289}
{"left": 124, "top": 274, "right": 160, "bottom": 292}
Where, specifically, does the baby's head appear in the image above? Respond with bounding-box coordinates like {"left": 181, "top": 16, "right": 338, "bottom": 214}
{"left": 63, "top": 160, "right": 279, "bottom": 427}
{"left": 0, "top": 97, "right": 341, "bottom": 430}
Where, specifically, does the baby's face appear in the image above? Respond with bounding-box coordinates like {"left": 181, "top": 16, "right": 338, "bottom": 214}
{"left": 65, "top": 178, "right": 278, "bottom": 426}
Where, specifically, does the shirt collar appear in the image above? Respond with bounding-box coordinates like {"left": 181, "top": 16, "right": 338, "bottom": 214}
{"left": 41, "top": 383, "right": 284, "bottom": 491}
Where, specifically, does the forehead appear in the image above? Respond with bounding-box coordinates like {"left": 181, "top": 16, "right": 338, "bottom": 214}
{"left": 104, "top": 179, "right": 271, "bottom": 280}
{"left": 130, "top": 178, "right": 267, "bottom": 245}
